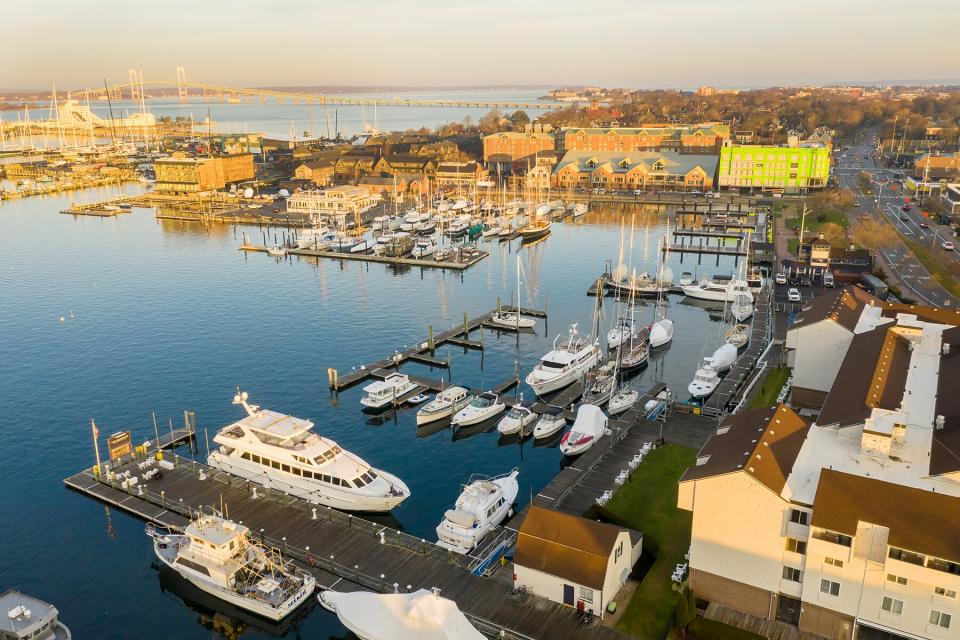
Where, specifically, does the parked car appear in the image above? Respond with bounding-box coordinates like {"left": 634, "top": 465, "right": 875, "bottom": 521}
{"left": 800, "top": 276, "right": 812, "bottom": 287}
{"left": 775, "top": 273, "right": 787, "bottom": 285}
{"left": 823, "top": 272, "right": 835, "bottom": 287}
{"left": 943, "top": 241, "right": 956, "bottom": 251}
{"left": 787, "top": 288, "right": 802, "bottom": 302}
{"left": 900, "top": 215, "right": 909, "bottom": 222}
{"left": 901, "top": 205, "right": 911, "bottom": 212}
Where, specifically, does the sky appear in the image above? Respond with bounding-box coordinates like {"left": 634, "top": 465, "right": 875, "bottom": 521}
{"left": 3, "top": 0, "right": 959, "bottom": 90}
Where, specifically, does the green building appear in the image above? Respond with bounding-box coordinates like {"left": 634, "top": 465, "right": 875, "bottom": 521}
{"left": 717, "top": 141, "right": 831, "bottom": 193}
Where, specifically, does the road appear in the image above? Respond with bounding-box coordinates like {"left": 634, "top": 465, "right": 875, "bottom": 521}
{"left": 833, "top": 132, "right": 957, "bottom": 307}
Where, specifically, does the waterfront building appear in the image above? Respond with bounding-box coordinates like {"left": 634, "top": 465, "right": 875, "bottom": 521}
{"left": 380, "top": 154, "right": 437, "bottom": 178}
{"left": 358, "top": 176, "right": 407, "bottom": 197}
{"left": 294, "top": 160, "right": 335, "bottom": 186}
{"left": 332, "top": 154, "right": 380, "bottom": 183}
{"left": 513, "top": 506, "right": 642, "bottom": 619}
{"left": 551, "top": 150, "right": 717, "bottom": 192}
{"left": 717, "top": 139, "right": 831, "bottom": 193}
{"left": 286, "top": 185, "right": 379, "bottom": 219}
{"left": 482, "top": 132, "right": 556, "bottom": 174}
{"left": 555, "top": 123, "right": 729, "bottom": 154}
{"left": 680, "top": 306, "right": 960, "bottom": 640}
{"left": 153, "top": 152, "right": 255, "bottom": 193}
{"left": 435, "top": 161, "right": 489, "bottom": 190}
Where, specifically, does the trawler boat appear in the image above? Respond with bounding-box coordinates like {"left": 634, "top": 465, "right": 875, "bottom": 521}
{"left": 520, "top": 217, "right": 551, "bottom": 241}
{"left": 532, "top": 406, "right": 566, "bottom": 439}
{"left": 559, "top": 405, "right": 608, "bottom": 456}
{"left": 496, "top": 403, "right": 537, "bottom": 436}
{"left": 488, "top": 310, "right": 536, "bottom": 330}
{"left": 682, "top": 277, "right": 754, "bottom": 303}
{"left": 360, "top": 373, "right": 418, "bottom": 410}
{"left": 688, "top": 365, "right": 720, "bottom": 398}
{"left": 0, "top": 590, "right": 71, "bottom": 640}
{"left": 436, "top": 469, "right": 519, "bottom": 554}
{"left": 411, "top": 236, "right": 438, "bottom": 259}
{"left": 147, "top": 514, "right": 315, "bottom": 621}
{"left": 208, "top": 392, "right": 411, "bottom": 511}
{"left": 525, "top": 324, "right": 601, "bottom": 396}
{"left": 450, "top": 392, "right": 506, "bottom": 427}
{"left": 318, "top": 589, "right": 485, "bottom": 640}
{"left": 726, "top": 324, "right": 749, "bottom": 349}
{"left": 608, "top": 387, "right": 639, "bottom": 416}
{"left": 607, "top": 317, "right": 639, "bottom": 350}
{"left": 416, "top": 386, "right": 469, "bottom": 426}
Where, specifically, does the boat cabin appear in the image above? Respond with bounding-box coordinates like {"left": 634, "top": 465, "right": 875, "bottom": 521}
{"left": 0, "top": 590, "right": 70, "bottom": 640}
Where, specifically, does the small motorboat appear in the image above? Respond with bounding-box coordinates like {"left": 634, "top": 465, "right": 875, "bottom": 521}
{"left": 572, "top": 202, "right": 588, "bottom": 218}
{"left": 451, "top": 392, "right": 506, "bottom": 427}
{"left": 649, "top": 318, "right": 674, "bottom": 349}
{"left": 488, "top": 311, "right": 536, "bottom": 330}
{"left": 608, "top": 387, "right": 639, "bottom": 416}
{"left": 416, "top": 386, "right": 469, "bottom": 426}
{"left": 678, "top": 272, "right": 694, "bottom": 287}
{"left": 533, "top": 406, "right": 566, "bottom": 439}
{"left": 497, "top": 403, "right": 537, "bottom": 436}
{"left": 436, "top": 469, "right": 519, "bottom": 554}
{"left": 318, "top": 589, "right": 485, "bottom": 639}
{"left": 266, "top": 246, "right": 287, "bottom": 257}
{"left": 560, "top": 405, "right": 608, "bottom": 456}
{"left": 688, "top": 365, "right": 720, "bottom": 399}
{"left": 405, "top": 393, "right": 430, "bottom": 405}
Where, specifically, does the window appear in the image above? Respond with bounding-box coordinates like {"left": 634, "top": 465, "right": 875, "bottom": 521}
{"left": 270, "top": 459, "right": 280, "bottom": 469}
{"left": 281, "top": 464, "right": 290, "bottom": 473}
{"left": 927, "top": 558, "right": 960, "bottom": 575}
{"left": 887, "top": 574, "right": 908, "bottom": 586}
{"left": 820, "top": 579, "right": 840, "bottom": 596}
{"left": 882, "top": 596, "right": 903, "bottom": 615}
{"left": 578, "top": 587, "right": 594, "bottom": 604}
{"left": 782, "top": 566, "right": 802, "bottom": 582}
{"left": 935, "top": 587, "right": 957, "bottom": 598}
{"left": 785, "top": 538, "right": 807, "bottom": 554}
{"left": 813, "top": 530, "right": 852, "bottom": 547}
{"left": 889, "top": 548, "right": 925, "bottom": 566}
{"left": 615, "top": 541, "right": 624, "bottom": 562}
{"left": 930, "top": 610, "right": 952, "bottom": 629}
{"left": 824, "top": 557, "right": 844, "bottom": 568}
{"left": 251, "top": 454, "right": 260, "bottom": 464}
{"left": 789, "top": 509, "right": 809, "bottom": 525}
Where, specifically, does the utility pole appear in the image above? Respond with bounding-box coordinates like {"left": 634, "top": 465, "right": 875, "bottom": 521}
{"left": 798, "top": 203, "right": 808, "bottom": 253}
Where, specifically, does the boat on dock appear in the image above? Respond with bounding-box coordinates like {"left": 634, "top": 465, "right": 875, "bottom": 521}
{"left": 450, "top": 392, "right": 506, "bottom": 427}
{"left": 207, "top": 391, "right": 410, "bottom": 511}
{"left": 436, "top": 469, "right": 519, "bottom": 554}
{"left": 318, "top": 588, "right": 485, "bottom": 640}
{"left": 146, "top": 514, "right": 315, "bottom": 621}
{"left": 360, "top": 373, "right": 419, "bottom": 410}
{"left": 525, "top": 323, "right": 600, "bottom": 397}
{"left": 559, "top": 405, "right": 608, "bottom": 456}
{"left": 496, "top": 402, "right": 537, "bottom": 436}
{"left": 532, "top": 405, "right": 566, "bottom": 439}
{"left": 416, "top": 386, "right": 469, "bottom": 426}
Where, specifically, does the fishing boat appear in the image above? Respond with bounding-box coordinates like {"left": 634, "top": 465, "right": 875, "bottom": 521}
{"left": 147, "top": 514, "right": 314, "bottom": 621}
{"left": 416, "top": 386, "right": 469, "bottom": 426}
{"left": 496, "top": 403, "right": 537, "bottom": 436}
{"left": 520, "top": 217, "right": 551, "bottom": 241}
{"left": 725, "top": 323, "right": 750, "bottom": 349}
{"left": 318, "top": 589, "right": 485, "bottom": 640}
{"left": 559, "top": 405, "right": 608, "bottom": 456}
{"left": 608, "top": 387, "right": 639, "bottom": 416}
{"left": 360, "top": 373, "right": 418, "bottom": 410}
{"left": 450, "top": 392, "right": 506, "bottom": 427}
{"left": 525, "top": 323, "right": 600, "bottom": 396}
{"left": 208, "top": 392, "right": 410, "bottom": 511}
{"left": 436, "top": 469, "right": 519, "bottom": 554}
{"left": 532, "top": 406, "right": 566, "bottom": 439}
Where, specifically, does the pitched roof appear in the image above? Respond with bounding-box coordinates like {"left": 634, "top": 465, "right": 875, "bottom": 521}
{"left": 931, "top": 326, "right": 960, "bottom": 476}
{"left": 811, "top": 469, "right": 960, "bottom": 563}
{"left": 788, "top": 286, "right": 879, "bottom": 332}
{"left": 789, "top": 386, "right": 829, "bottom": 410}
{"left": 680, "top": 405, "right": 810, "bottom": 495}
{"left": 514, "top": 506, "right": 634, "bottom": 591}
{"left": 553, "top": 150, "right": 718, "bottom": 178}
{"left": 817, "top": 325, "right": 910, "bottom": 428}
{"left": 881, "top": 303, "right": 960, "bottom": 327}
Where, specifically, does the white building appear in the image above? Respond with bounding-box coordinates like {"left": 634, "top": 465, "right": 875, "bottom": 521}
{"left": 285, "top": 185, "right": 379, "bottom": 222}
{"left": 512, "top": 506, "right": 642, "bottom": 618}
{"left": 680, "top": 307, "right": 960, "bottom": 640}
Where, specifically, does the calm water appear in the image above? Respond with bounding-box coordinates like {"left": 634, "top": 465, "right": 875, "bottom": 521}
{"left": 0, "top": 184, "right": 743, "bottom": 638}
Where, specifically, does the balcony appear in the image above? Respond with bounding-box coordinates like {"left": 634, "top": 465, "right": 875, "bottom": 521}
{"left": 812, "top": 530, "right": 852, "bottom": 547}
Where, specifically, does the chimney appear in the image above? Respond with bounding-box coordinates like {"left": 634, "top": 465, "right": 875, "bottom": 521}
{"left": 936, "top": 415, "right": 946, "bottom": 430}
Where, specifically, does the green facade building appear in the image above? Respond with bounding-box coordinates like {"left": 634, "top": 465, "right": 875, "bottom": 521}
{"left": 717, "top": 142, "right": 831, "bottom": 193}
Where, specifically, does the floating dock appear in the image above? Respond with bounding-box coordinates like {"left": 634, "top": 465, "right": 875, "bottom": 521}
{"left": 242, "top": 243, "right": 488, "bottom": 271}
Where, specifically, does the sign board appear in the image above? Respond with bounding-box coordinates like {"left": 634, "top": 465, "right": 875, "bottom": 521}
{"left": 108, "top": 431, "right": 133, "bottom": 460}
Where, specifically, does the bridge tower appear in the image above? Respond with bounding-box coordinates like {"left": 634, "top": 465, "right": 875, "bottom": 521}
{"left": 176, "top": 66, "right": 188, "bottom": 102}
{"left": 128, "top": 69, "right": 141, "bottom": 101}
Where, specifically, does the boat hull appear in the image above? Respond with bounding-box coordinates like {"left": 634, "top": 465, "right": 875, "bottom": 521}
{"left": 525, "top": 350, "right": 600, "bottom": 396}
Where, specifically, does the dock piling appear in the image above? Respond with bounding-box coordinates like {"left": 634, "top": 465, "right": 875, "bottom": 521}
{"left": 428, "top": 325, "right": 435, "bottom": 351}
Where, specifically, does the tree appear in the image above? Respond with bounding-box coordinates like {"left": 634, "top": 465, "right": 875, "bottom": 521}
{"left": 819, "top": 222, "right": 848, "bottom": 247}
{"left": 509, "top": 110, "right": 530, "bottom": 130}
{"left": 478, "top": 109, "right": 503, "bottom": 134}
{"left": 851, "top": 218, "right": 898, "bottom": 254}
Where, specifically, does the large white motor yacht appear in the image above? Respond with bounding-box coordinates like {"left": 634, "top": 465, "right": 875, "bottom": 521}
{"left": 681, "top": 277, "right": 754, "bottom": 303}
{"left": 360, "top": 373, "right": 418, "bottom": 410}
{"left": 416, "top": 386, "right": 469, "bottom": 426}
{"left": 208, "top": 392, "right": 411, "bottom": 512}
{"left": 559, "top": 404, "right": 608, "bottom": 456}
{"left": 450, "top": 392, "right": 506, "bottom": 427}
{"left": 436, "top": 469, "right": 519, "bottom": 554}
{"left": 147, "top": 514, "right": 315, "bottom": 621}
{"left": 525, "top": 324, "right": 600, "bottom": 396}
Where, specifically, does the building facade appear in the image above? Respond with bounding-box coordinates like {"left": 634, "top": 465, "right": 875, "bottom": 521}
{"left": 717, "top": 141, "right": 831, "bottom": 193}
{"left": 482, "top": 132, "right": 556, "bottom": 171}
{"left": 285, "top": 185, "right": 379, "bottom": 219}
{"left": 552, "top": 151, "right": 718, "bottom": 192}
{"left": 555, "top": 123, "right": 729, "bottom": 154}
{"left": 435, "top": 161, "right": 488, "bottom": 190}
{"left": 153, "top": 153, "right": 255, "bottom": 193}
{"left": 913, "top": 153, "right": 960, "bottom": 181}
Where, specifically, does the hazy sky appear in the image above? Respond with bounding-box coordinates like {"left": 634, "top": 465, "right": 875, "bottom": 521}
{"left": 3, "top": 0, "right": 958, "bottom": 90}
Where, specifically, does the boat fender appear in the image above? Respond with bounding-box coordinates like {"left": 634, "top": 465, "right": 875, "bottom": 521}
{"left": 604, "top": 429, "right": 612, "bottom": 437}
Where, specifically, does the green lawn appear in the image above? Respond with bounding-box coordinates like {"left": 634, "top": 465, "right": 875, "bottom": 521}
{"left": 688, "top": 617, "right": 765, "bottom": 640}
{"left": 749, "top": 367, "right": 792, "bottom": 409}
{"left": 604, "top": 444, "right": 697, "bottom": 639}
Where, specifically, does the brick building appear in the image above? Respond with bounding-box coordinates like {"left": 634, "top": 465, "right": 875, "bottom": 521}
{"left": 482, "top": 132, "right": 556, "bottom": 174}
{"left": 153, "top": 152, "right": 255, "bottom": 193}
{"left": 555, "top": 123, "right": 729, "bottom": 154}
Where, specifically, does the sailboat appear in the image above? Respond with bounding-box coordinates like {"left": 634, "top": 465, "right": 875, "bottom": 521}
{"left": 649, "top": 237, "right": 675, "bottom": 348}
{"left": 489, "top": 256, "right": 537, "bottom": 329}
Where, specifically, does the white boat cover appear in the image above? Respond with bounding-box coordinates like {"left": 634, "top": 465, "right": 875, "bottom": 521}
{"left": 649, "top": 319, "right": 674, "bottom": 346}
{"left": 326, "top": 589, "right": 485, "bottom": 640}
{"left": 572, "top": 404, "right": 607, "bottom": 437}
{"left": 708, "top": 343, "right": 737, "bottom": 371}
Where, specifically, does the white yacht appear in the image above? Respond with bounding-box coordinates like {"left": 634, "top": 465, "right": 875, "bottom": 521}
{"left": 0, "top": 590, "right": 71, "bottom": 640}
{"left": 606, "top": 317, "right": 638, "bottom": 350}
{"left": 297, "top": 225, "right": 332, "bottom": 249}
{"left": 450, "top": 392, "right": 506, "bottom": 427}
{"left": 682, "top": 277, "right": 754, "bottom": 303}
{"left": 731, "top": 292, "right": 754, "bottom": 322}
{"left": 532, "top": 406, "right": 566, "bottom": 439}
{"left": 416, "top": 386, "right": 469, "bottom": 426}
{"left": 559, "top": 404, "right": 608, "bottom": 456}
{"left": 608, "top": 387, "right": 639, "bottom": 416}
{"left": 496, "top": 403, "right": 537, "bottom": 436}
{"left": 360, "top": 373, "right": 418, "bottom": 410}
{"left": 147, "top": 514, "right": 315, "bottom": 621}
{"left": 208, "top": 392, "right": 411, "bottom": 512}
{"left": 318, "top": 589, "right": 484, "bottom": 640}
{"left": 572, "top": 202, "right": 588, "bottom": 217}
{"left": 411, "top": 236, "right": 438, "bottom": 259}
{"left": 688, "top": 365, "right": 720, "bottom": 398}
{"left": 488, "top": 310, "right": 536, "bottom": 330}
{"left": 436, "top": 469, "right": 519, "bottom": 554}
{"left": 525, "top": 324, "right": 600, "bottom": 396}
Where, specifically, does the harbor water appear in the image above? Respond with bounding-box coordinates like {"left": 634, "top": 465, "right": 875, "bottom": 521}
{"left": 0, "top": 185, "right": 746, "bottom": 638}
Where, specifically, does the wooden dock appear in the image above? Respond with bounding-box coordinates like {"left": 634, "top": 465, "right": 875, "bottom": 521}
{"left": 242, "top": 243, "right": 489, "bottom": 272}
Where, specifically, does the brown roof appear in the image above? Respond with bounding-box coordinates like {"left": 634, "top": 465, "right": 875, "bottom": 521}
{"left": 789, "top": 386, "right": 829, "bottom": 410}
{"left": 812, "top": 469, "right": 960, "bottom": 563}
{"left": 789, "top": 286, "right": 879, "bottom": 333}
{"left": 931, "top": 326, "right": 960, "bottom": 476}
{"left": 514, "top": 506, "right": 633, "bottom": 591}
{"left": 680, "top": 405, "right": 810, "bottom": 495}
{"left": 818, "top": 325, "right": 902, "bottom": 428}
{"left": 881, "top": 303, "right": 960, "bottom": 327}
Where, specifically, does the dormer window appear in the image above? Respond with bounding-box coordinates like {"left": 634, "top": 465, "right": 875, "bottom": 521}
{"left": 652, "top": 160, "right": 665, "bottom": 171}
{"left": 619, "top": 159, "right": 631, "bottom": 169}
{"left": 586, "top": 159, "right": 597, "bottom": 168}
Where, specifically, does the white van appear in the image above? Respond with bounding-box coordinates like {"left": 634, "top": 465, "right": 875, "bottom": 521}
{"left": 823, "top": 272, "right": 835, "bottom": 287}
